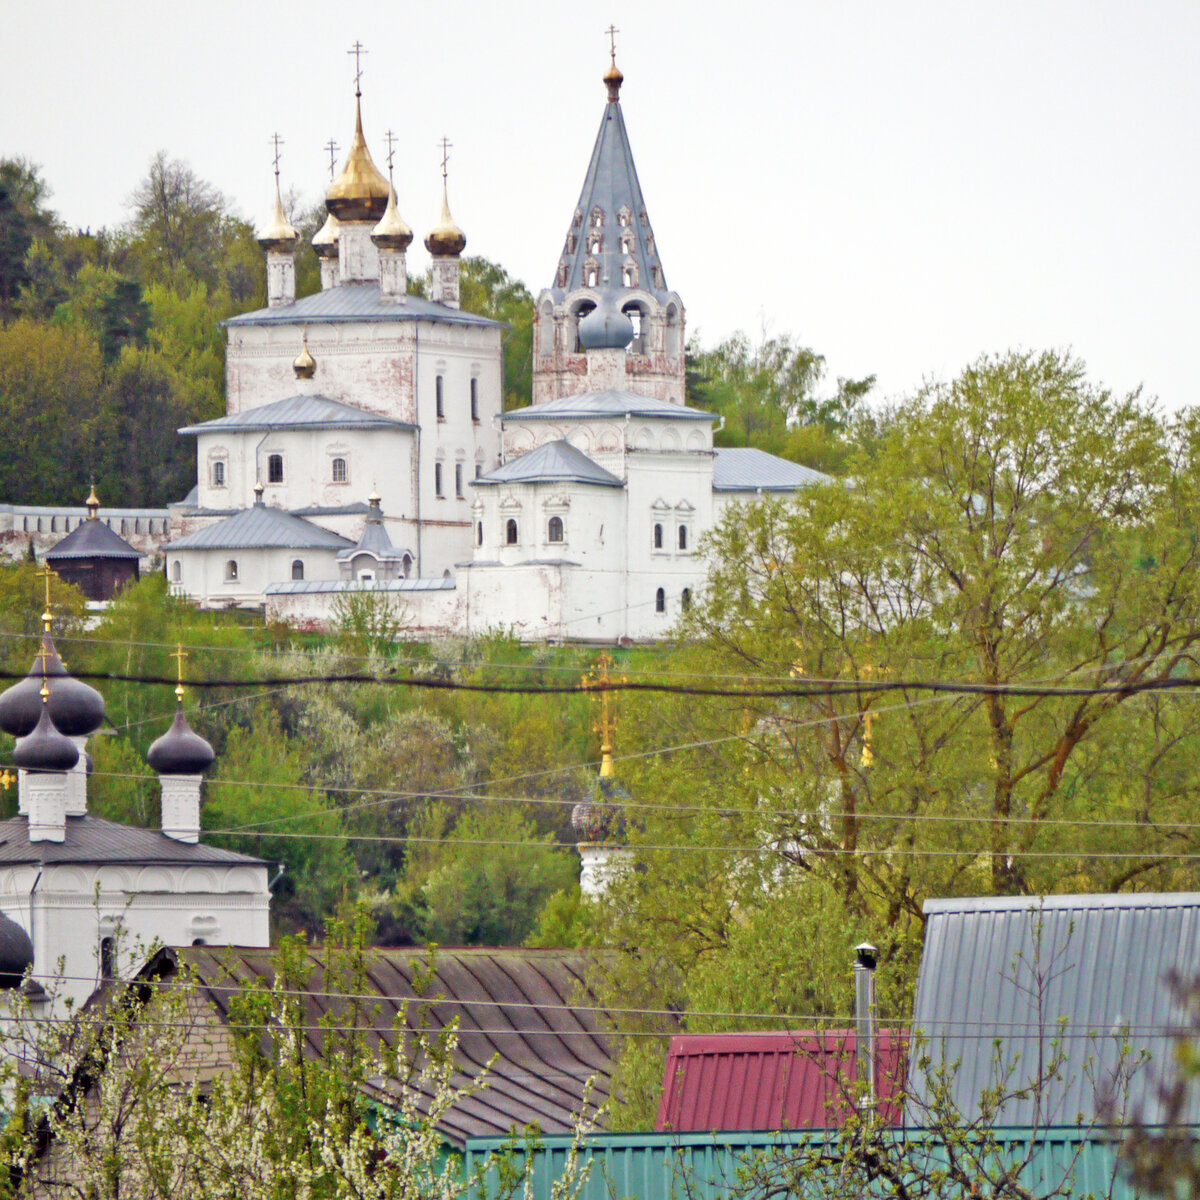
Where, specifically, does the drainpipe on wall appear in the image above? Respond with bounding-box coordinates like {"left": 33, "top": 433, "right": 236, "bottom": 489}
{"left": 854, "top": 941, "right": 878, "bottom": 1110}
{"left": 414, "top": 325, "right": 422, "bottom": 576}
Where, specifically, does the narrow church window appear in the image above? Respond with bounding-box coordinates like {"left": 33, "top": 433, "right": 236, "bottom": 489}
{"left": 435, "top": 462, "right": 444, "bottom": 497}
{"left": 678, "top": 525, "right": 688, "bottom": 551}
{"left": 100, "top": 937, "right": 115, "bottom": 980}
{"left": 655, "top": 587, "right": 666, "bottom": 614}
{"left": 584, "top": 264, "right": 598, "bottom": 289}
{"left": 291, "top": 559, "right": 304, "bottom": 581}
{"left": 622, "top": 264, "right": 637, "bottom": 288}
{"left": 589, "top": 235, "right": 602, "bottom": 255}
{"left": 475, "top": 462, "right": 483, "bottom": 480}
{"left": 682, "top": 587, "right": 692, "bottom": 611}
{"left": 225, "top": 560, "right": 239, "bottom": 582}
{"left": 591, "top": 206, "right": 604, "bottom": 227}
{"left": 476, "top": 522, "right": 483, "bottom": 547}
{"left": 171, "top": 560, "right": 181, "bottom": 582}
{"left": 268, "top": 454, "right": 284, "bottom": 484}
{"left": 618, "top": 208, "right": 631, "bottom": 228}
{"left": 211, "top": 460, "right": 226, "bottom": 487}
{"left": 402, "top": 553, "right": 412, "bottom": 577}
{"left": 331, "top": 457, "right": 347, "bottom": 483}
{"left": 470, "top": 378, "right": 479, "bottom": 422}
{"left": 436, "top": 376, "right": 445, "bottom": 419}
{"left": 455, "top": 464, "right": 464, "bottom": 498}
{"left": 506, "top": 518, "right": 518, "bottom": 545}
{"left": 548, "top": 516, "right": 564, "bottom": 543}
{"left": 653, "top": 522, "right": 663, "bottom": 549}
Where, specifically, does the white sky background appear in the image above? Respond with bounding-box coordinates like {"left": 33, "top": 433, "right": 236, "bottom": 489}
{"left": 4, "top": 0, "right": 1198, "bottom": 411}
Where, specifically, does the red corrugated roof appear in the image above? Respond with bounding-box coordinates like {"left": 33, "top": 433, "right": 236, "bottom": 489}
{"left": 656, "top": 1030, "right": 907, "bottom": 1132}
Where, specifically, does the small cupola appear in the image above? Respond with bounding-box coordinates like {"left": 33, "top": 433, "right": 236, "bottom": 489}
{"left": 0, "top": 632, "right": 106, "bottom": 741}
{"left": 325, "top": 96, "right": 390, "bottom": 223}
{"left": 578, "top": 287, "right": 634, "bottom": 351}
{"left": 0, "top": 912, "right": 33, "bottom": 989}
{"left": 147, "top": 705, "right": 215, "bottom": 777}
{"left": 293, "top": 330, "right": 317, "bottom": 381}
{"left": 13, "top": 701, "right": 80, "bottom": 775}
{"left": 426, "top": 140, "right": 467, "bottom": 308}
{"left": 374, "top": 182, "right": 413, "bottom": 302}
{"left": 85, "top": 482, "right": 100, "bottom": 520}
{"left": 259, "top": 142, "right": 300, "bottom": 308}
{"left": 147, "top": 649, "right": 214, "bottom": 843}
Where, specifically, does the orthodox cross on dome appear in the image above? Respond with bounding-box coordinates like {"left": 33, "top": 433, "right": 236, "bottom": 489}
{"left": 170, "top": 643, "right": 189, "bottom": 702}
{"left": 385, "top": 129, "right": 398, "bottom": 180}
{"left": 347, "top": 40, "right": 367, "bottom": 97}
{"left": 438, "top": 136, "right": 452, "bottom": 182}
{"left": 35, "top": 640, "right": 53, "bottom": 702}
{"left": 582, "top": 651, "right": 623, "bottom": 778}
{"left": 270, "top": 133, "right": 284, "bottom": 184}
{"left": 36, "top": 563, "right": 56, "bottom": 632}
{"left": 605, "top": 23, "right": 619, "bottom": 65}
{"left": 324, "top": 138, "right": 340, "bottom": 181}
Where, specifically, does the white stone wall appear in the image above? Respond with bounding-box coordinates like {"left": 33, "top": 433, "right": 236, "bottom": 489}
{"left": 168, "top": 543, "right": 344, "bottom": 607}
{"left": 265, "top": 582, "right": 460, "bottom": 636}
{"left": 0, "top": 860, "right": 270, "bottom": 1012}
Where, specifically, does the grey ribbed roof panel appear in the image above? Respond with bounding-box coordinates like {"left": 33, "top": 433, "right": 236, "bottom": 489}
{"left": 265, "top": 578, "right": 454, "bottom": 595}
{"left": 46, "top": 519, "right": 141, "bottom": 561}
{"left": 503, "top": 390, "right": 714, "bottom": 423}
{"left": 223, "top": 283, "right": 503, "bottom": 328}
{"left": 712, "top": 448, "right": 831, "bottom": 491}
{"left": 474, "top": 440, "right": 622, "bottom": 489}
{"left": 167, "top": 506, "right": 353, "bottom": 552}
{"left": 550, "top": 94, "right": 669, "bottom": 302}
{"left": 290, "top": 502, "right": 373, "bottom": 517}
{"left": 338, "top": 516, "right": 401, "bottom": 560}
{"left": 179, "top": 393, "right": 415, "bottom": 435}
{"left": 0, "top": 815, "right": 266, "bottom": 867}
{"left": 910, "top": 893, "right": 1200, "bottom": 1126}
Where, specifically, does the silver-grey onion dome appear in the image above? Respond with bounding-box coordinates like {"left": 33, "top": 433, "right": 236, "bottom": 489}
{"left": 147, "top": 703, "right": 215, "bottom": 776}
{"left": 578, "top": 290, "right": 634, "bottom": 351}
{"left": 0, "top": 912, "right": 33, "bottom": 989}
{"left": 13, "top": 704, "right": 80, "bottom": 773}
{"left": 0, "top": 633, "right": 106, "bottom": 738}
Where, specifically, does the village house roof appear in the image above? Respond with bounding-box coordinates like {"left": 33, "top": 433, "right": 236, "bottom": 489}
{"left": 712, "top": 447, "right": 831, "bottom": 491}
{"left": 159, "top": 945, "right": 622, "bottom": 1148}
{"left": 167, "top": 506, "right": 354, "bottom": 552}
{"left": 178, "top": 393, "right": 415, "bottom": 435}
{"left": 222, "top": 282, "right": 504, "bottom": 329}
{"left": 502, "top": 390, "right": 714, "bottom": 423}
{"left": 655, "top": 1030, "right": 906, "bottom": 1132}
{"left": 474, "top": 440, "right": 623, "bottom": 489}
{"left": 910, "top": 892, "right": 1200, "bottom": 1126}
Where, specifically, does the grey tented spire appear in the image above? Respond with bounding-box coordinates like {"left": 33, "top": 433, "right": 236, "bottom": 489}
{"left": 550, "top": 83, "right": 668, "bottom": 301}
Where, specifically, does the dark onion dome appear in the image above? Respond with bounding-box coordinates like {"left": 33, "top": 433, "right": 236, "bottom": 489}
{"left": 325, "top": 97, "right": 391, "bottom": 222}
{"left": 0, "top": 911, "right": 33, "bottom": 989}
{"left": 13, "top": 704, "right": 81, "bottom": 773}
{"left": 570, "top": 777, "right": 629, "bottom": 844}
{"left": 147, "top": 703, "right": 215, "bottom": 776}
{"left": 0, "top": 634, "right": 106, "bottom": 738}
{"left": 578, "top": 289, "right": 634, "bottom": 351}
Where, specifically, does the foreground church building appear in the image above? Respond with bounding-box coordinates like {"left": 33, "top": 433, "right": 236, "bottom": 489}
{"left": 166, "top": 55, "right": 825, "bottom": 640}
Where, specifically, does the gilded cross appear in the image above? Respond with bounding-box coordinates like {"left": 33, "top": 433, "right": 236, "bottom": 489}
{"left": 348, "top": 41, "right": 367, "bottom": 96}
{"left": 583, "top": 651, "right": 620, "bottom": 778}
{"left": 605, "top": 24, "right": 619, "bottom": 65}
{"left": 271, "top": 132, "right": 284, "bottom": 183}
{"left": 36, "top": 563, "right": 56, "bottom": 631}
{"left": 324, "top": 138, "right": 340, "bottom": 181}
{"left": 385, "top": 129, "right": 398, "bottom": 178}
{"left": 438, "top": 136, "right": 452, "bottom": 183}
{"left": 170, "top": 643, "right": 188, "bottom": 702}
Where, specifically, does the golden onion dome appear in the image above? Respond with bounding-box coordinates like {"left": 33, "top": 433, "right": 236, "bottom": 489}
{"left": 293, "top": 330, "right": 316, "bottom": 380}
{"left": 312, "top": 211, "right": 340, "bottom": 259}
{"left": 325, "top": 97, "right": 390, "bottom": 222}
{"left": 424, "top": 183, "right": 467, "bottom": 258}
{"left": 604, "top": 58, "right": 624, "bottom": 101}
{"left": 372, "top": 185, "right": 413, "bottom": 251}
{"left": 258, "top": 182, "right": 300, "bottom": 251}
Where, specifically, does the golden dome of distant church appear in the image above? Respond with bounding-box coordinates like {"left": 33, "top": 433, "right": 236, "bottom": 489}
{"left": 325, "top": 96, "right": 390, "bottom": 222}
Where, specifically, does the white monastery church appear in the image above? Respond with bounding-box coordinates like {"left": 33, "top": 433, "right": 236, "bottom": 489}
{"left": 166, "top": 54, "right": 825, "bottom": 641}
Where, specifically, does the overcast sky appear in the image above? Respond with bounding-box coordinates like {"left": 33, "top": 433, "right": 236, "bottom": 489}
{"left": 5, "top": 1, "right": 1198, "bottom": 410}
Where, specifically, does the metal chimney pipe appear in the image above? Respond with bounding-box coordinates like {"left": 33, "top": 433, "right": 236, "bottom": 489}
{"left": 854, "top": 942, "right": 878, "bottom": 1108}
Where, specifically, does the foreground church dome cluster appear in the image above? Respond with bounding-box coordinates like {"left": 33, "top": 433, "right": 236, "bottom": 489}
{"left": 165, "top": 52, "right": 826, "bottom": 640}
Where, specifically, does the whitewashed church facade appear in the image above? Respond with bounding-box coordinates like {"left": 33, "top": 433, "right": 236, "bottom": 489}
{"left": 166, "top": 57, "right": 826, "bottom": 641}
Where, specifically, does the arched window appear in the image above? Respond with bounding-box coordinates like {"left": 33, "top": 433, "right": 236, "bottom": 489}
{"left": 455, "top": 463, "right": 464, "bottom": 498}
{"left": 682, "top": 587, "right": 692, "bottom": 611}
{"left": 435, "top": 375, "right": 445, "bottom": 419}
{"left": 547, "top": 516, "right": 564, "bottom": 543}
{"left": 267, "top": 453, "right": 284, "bottom": 483}
{"left": 435, "top": 462, "right": 444, "bottom": 497}
{"left": 505, "top": 518, "right": 518, "bottom": 545}
{"left": 225, "top": 560, "right": 238, "bottom": 582}
{"left": 100, "top": 937, "right": 115, "bottom": 980}
{"left": 402, "top": 553, "right": 412, "bottom": 578}
{"left": 331, "top": 457, "right": 347, "bottom": 483}
{"left": 476, "top": 521, "right": 483, "bottom": 547}
{"left": 211, "top": 460, "right": 226, "bottom": 487}
{"left": 191, "top": 938, "right": 207, "bottom": 947}
{"left": 655, "top": 587, "right": 666, "bottom": 614}
{"left": 291, "top": 559, "right": 304, "bottom": 581}
{"left": 678, "top": 525, "right": 688, "bottom": 551}
{"left": 170, "top": 560, "right": 181, "bottom": 582}
{"left": 470, "top": 378, "right": 479, "bottom": 421}
{"left": 653, "top": 523, "right": 663, "bottom": 549}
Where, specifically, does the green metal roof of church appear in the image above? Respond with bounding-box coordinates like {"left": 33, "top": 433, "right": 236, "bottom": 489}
{"left": 222, "top": 283, "right": 503, "bottom": 328}
{"left": 179, "top": 394, "right": 414, "bottom": 435}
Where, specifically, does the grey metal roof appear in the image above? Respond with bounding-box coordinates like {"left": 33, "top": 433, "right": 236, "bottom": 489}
{"left": 265, "top": 577, "right": 454, "bottom": 595}
{"left": 712, "top": 447, "right": 831, "bottom": 491}
{"left": 503, "top": 390, "right": 714, "bottom": 424}
{"left": 179, "top": 393, "right": 414, "bottom": 435}
{"left": 45, "top": 518, "right": 141, "bottom": 561}
{"left": 337, "top": 513, "right": 402, "bottom": 560}
{"left": 167, "top": 506, "right": 353, "bottom": 552}
{"left": 222, "top": 283, "right": 503, "bottom": 329}
{"left": 909, "top": 893, "right": 1200, "bottom": 1126}
{"left": 0, "top": 815, "right": 266, "bottom": 867}
{"left": 290, "top": 502, "right": 373, "bottom": 517}
{"left": 550, "top": 87, "right": 669, "bottom": 302}
{"left": 474, "top": 440, "right": 623, "bottom": 489}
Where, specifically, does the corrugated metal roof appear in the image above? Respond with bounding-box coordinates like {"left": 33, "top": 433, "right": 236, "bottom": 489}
{"left": 503, "top": 390, "right": 714, "bottom": 423}
{"left": 656, "top": 1031, "right": 906, "bottom": 1132}
{"left": 475, "top": 440, "right": 623, "bottom": 488}
{"left": 179, "top": 393, "right": 414, "bottom": 435}
{"left": 223, "top": 283, "right": 503, "bottom": 328}
{"left": 174, "top": 945, "right": 619, "bottom": 1148}
{"left": 337, "top": 515, "right": 401, "bottom": 560}
{"left": 167, "top": 506, "right": 353, "bottom": 552}
{"left": 712, "top": 447, "right": 831, "bottom": 491}
{"left": 45, "top": 519, "right": 141, "bottom": 561}
{"left": 547, "top": 90, "right": 670, "bottom": 302}
{"left": 0, "top": 815, "right": 266, "bottom": 867}
{"left": 910, "top": 892, "right": 1200, "bottom": 1126}
{"left": 265, "top": 577, "right": 453, "bottom": 595}
{"left": 466, "top": 1128, "right": 1131, "bottom": 1200}
{"left": 290, "top": 502, "right": 373, "bottom": 517}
